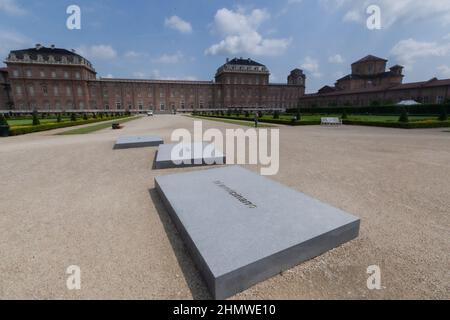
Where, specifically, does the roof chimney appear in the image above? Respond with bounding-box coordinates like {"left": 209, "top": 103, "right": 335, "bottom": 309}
{"left": 50, "top": 44, "right": 55, "bottom": 49}
{"left": 226, "top": 58, "right": 229, "bottom": 63}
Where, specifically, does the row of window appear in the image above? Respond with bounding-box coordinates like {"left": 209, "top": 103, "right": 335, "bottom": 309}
{"left": 100, "top": 87, "right": 215, "bottom": 99}
{"left": 223, "top": 65, "right": 266, "bottom": 72}
{"left": 14, "top": 81, "right": 297, "bottom": 100}
{"left": 223, "top": 77, "right": 268, "bottom": 85}
{"left": 16, "top": 85, "right": 297, "bottom": 100}
{"left": 99, "top": 88, "right": 296, "bottom": 99}
{"left": 306, "top": 95, "right": 446, "bottom": 107}
{"left": 15, "top": 100, "right": 298, "bottom": 111}
{"left": 15, "top": 85, "right": 85, "bottom": 97}
{"left": 15, "top": 102, "right": 204, "bottom": 111}
{"left": 11, "top": 69, "right": 88, "bottom": 80}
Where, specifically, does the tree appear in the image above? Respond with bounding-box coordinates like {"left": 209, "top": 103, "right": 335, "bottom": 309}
{"left": 438, "top": 106, "right": 448, "bottom": 121}
{"left": 398, "top": 108, "right": 409, "bottom": 123}
{"left": 341, "top": 109, "right": 348, "bottom": 120}
{"left": 57, "top": 113, "right": 62, "bottom": 123}
{"left": 273, "top": 111, "right": 280, "bottom": 119}
{"left": 83, "top": 113, "right": 88, "bottom": 120}
{"left": 296, "top": 107, "right": 301, "bottom": 121}
{"left": 32, "top": 110, "right": 40, "bottom": 126}
{"left": 0, "top": 113, "right": 8, "bottom": 126}
{"left": 70, "top": 113, "right": 77, "bottom": 122}
{"left": 0, "top": 113, "right": 10, "bottom": 137}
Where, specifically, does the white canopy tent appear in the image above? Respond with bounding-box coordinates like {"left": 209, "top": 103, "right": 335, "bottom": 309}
{"left": 396, "top": 100, "right": 421, "bottom": 106}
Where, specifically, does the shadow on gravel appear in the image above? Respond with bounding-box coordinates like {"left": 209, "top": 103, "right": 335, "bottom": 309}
{"left": 148, "top": 188, "right": 212, "bottom": 300}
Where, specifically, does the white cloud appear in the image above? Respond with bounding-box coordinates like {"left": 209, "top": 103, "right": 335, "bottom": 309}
{"left": 132, "top": 72, "right": 146, "bottom": 79}
{"left": 278, "top": 0, "right": 303, "bottom": 16}
{"left": 164, "top": 15, "right": 193, "bottom": 34}
{"left": 0, "top": 0, "right": 26, "bottom": 16}
{"left": 152, "top": 52, "right": 184, "bottom": 64}
{"left": 205, "top": 8, "right": 291, "bottom": 57}
{"left": 77, "top": 45, "right": 117, "bottom": 60}
{"left": 0, "top": 30, "right": 32, "bottom": 57}
{"left": 328, "top": 54, "right": 344, "bottom": 64}
{"left": 104, "top": 74, "right": 114, "bottom": 79}
{"left": 301, "top": 56, "right": 322, "bottom": 78}
{"left": 390, "top": 38, "right": 450, "bottom": 68}
{"left": 437, "top": 65, "right": 450, "bottom": 78}
{"left": 324, "top": 0, "right": 450, "bottom": 28}
{"left": 148, "top": 69, "right": 196, "bottom": 81}
{"left": 124, "top": 51, "right": 146, "bottom": 59}
{"left": 343, "top": 10, "right": 362, "bottom": 22}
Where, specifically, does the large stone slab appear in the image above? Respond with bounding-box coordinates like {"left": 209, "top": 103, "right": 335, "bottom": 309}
{"left": 114, "top": 136, "right": 164, "bottom": 149}
{"left": 155, "top": 142, "right": 226, "bottom": 169}
{"left": 155, "top": 166, "right": 360, "bottom": 299}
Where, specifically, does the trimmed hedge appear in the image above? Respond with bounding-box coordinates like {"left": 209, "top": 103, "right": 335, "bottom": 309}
{"left": 343, "top": 120, "right": 450, "bottom": 129}
{"left": 288, "top": 104, "right": 450, "bottom": 115}
{"left": 9, "top": 116, "right": 134, "bottom": 136}
{"left": 195, "top": 114, "right": 320, "bottom": 126}
{"left": 195, "top": 114, "right": 450, "bottom": 129}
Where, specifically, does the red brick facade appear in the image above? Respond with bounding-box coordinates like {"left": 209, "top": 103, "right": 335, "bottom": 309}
{"left": 0, "top": 68, "right": 11, "bottom": 110}
{"left": 3, "top": 46, "right": 305, "bottom": 113}
{"left": 300, "top": 55, "right": 450, "bottom": 108}
{"left": 5, "top": 48, "right": 447, "bottom": 112}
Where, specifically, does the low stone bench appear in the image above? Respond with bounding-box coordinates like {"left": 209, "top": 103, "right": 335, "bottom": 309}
{"left": 321, "top": 117, "right": 343, "bottom": 125}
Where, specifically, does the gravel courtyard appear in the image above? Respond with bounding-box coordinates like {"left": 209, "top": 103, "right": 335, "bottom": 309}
{"left": 0, "top": 115, "right": 448, "bottom": 300}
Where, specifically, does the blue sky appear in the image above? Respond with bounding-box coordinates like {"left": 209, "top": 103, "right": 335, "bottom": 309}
{"left": 1, "top": 0, "right": 449, "bottom": 92}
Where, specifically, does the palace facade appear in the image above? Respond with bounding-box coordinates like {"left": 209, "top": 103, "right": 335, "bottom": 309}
{"left": 299, "top": 55, "right": 450, "bottom": 108}
{"left": 2, "top": 46, "right": 448, "bottom": 113}
{"left": 1, "top": 45, "right": 305, "bottom": 113}
{"left": 0, "top": 68, "right": 11, "bottom": 110}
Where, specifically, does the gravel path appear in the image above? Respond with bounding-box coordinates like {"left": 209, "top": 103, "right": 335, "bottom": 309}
{"left": 0, "top": 115, "right": 448, "bottom": 299}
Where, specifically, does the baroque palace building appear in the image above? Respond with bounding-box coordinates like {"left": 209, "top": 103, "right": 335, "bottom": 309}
{"left": 1, "top": 46, "right": 448, "bottom": 113}
{"left": 299, "top": 55, "right": 450, "bottom": 108}
{"left": 0, "top": 44, "right": 305, "bottom": 113}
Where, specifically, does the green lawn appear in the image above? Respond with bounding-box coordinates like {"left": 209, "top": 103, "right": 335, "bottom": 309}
{"left": 192, "top": 113, "right": 449, "bottom": 129}
{"left": 204, "top": 114, "right": 440, "bottom": 123}
{"left": 344, "top": 115, "right": 437, "bottom": 122}
{"left": 260, "top": 114, "right": 437, "bottom": 122}
{"left": 58, "top": 116, "right": 139, "bottom": 135}
{"left": 8, "top": 118, "right": 72, "bottom": 126}
{"left": 189, "top": 115, "right": 273, "bottom": 127}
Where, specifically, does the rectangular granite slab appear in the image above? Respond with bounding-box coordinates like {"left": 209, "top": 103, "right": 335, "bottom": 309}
{"left": 155, "top": 166, "right": 360, "bottom": 299}
{"left": 114, "top": 136, "right": 164, "bottom": 149}
{"left": 155, "top": 142, "right": 226, "bottom": 169}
